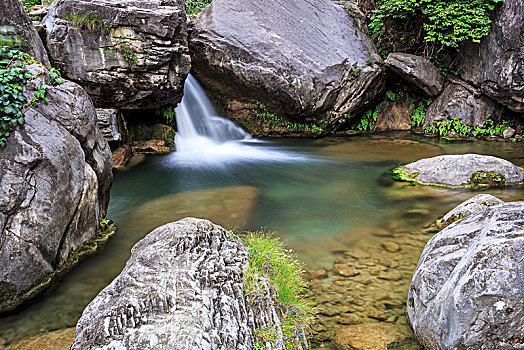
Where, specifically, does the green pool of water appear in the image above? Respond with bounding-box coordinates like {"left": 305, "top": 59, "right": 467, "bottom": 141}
{"left": 1, "top": 133, "right": 523, "bottom": 348}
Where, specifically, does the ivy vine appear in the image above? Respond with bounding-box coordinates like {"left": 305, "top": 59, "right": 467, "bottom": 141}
{"left": 0, "top": 46, "right": 63, "bottom": 146}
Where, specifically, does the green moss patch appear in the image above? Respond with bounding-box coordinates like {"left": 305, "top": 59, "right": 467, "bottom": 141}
{"left": 470, "top": 171, "right": 506, "bottom": 188}
{"left": 0, "top": 219, "right": 117, "bottom": 313}
{"left": 388, "top": 166, "right": 472, "bottom": 189}
{"left": 243, "top": 232, "right": 318, "bottom": 349}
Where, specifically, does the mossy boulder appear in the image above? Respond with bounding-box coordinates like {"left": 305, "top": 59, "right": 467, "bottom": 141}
{"left": 128, "top": 123, "right": 175, "bottom": 146}
{"left": 391, "top": 154, "right": 523, "bottom": 189}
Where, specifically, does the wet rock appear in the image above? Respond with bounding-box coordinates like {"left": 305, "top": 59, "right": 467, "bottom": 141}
{"left": 381, "top": 242, "right": 400, "bottom": 253}
{"left": 458, "top": 0, "right": 524, "bottom": 112}
{"left": 503, "top": 127, "right": 516, "bottom": 139}
{"left": 385, "top": 53, "right": 445, "bottom": 96}
{"left": 408, "top": 202, "right": 524, "bottom": 349}
{"left": 5, "top": 328, "right": 75, "bottom": 350}
{"left": 112, "top": 144, "right": 133, "bottom": 168}
{"left": 72, "top": 218, "right": 294, "bottom": 349}
{"left": 0, "top": 63, "right": 112, "bottom": 312}
{"left": 401, "top": 154, "right": 523, "bottom": 187}
{"left": 306, "top": 269, "right": 328, "bottom": 280}
{"left": 0, "top": 0, "right": 50, "bottom": 65}
{"left": 96, "top": 108, "right": 122, "bottom": 142}
{"left": 338, "top": 314, "right": 361, "bottom": 325}
{"left": 44, "top": 0, "right": 190, "bottom": 109}
{"left": 333, "top": 323, "right": 416, "bottom": 350}
{"left": 334, "top": 264, "right": 360, "bottom": 277}
{"left": 378, "top": 271, "right": 402, "bottom": 281}
{"left": 439, "top": 194, "right": 504, "bottom": 227}
{"left": 374, "top": 100, "right": 412, "bottom": 131}
{"left": 189, "top": 0, "right": 384, "bottom": 124}
{"left": 128, "top": 123, "right": 175, "bottom": 146}
{"left": 424, "top": 84, "right": 503, "bottom": 127}
{"left": 130, "top": 139, "right": 173, "bottom": 154}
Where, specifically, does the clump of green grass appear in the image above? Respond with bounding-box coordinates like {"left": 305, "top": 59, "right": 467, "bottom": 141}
{"left": 63, "top": 12, "right": 109, "bottom": 32}
{"left": 243, "top": 232, "right": 318, "bottom": 349}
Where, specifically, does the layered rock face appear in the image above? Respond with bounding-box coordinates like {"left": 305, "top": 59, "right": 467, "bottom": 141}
{"left": 0, "top": 63, "right": 112, "bottom": 312}
{"left": 43, "top": 0, "right": 191, "bottom": 109}
{"left": 459, "top": 0, "right": 524, "bottom": 113}
{"left": 0, "top": 0, "right": 50, "bottom": 65}
{"left": 423, "top": 84, "right": 503, "bottom": 127}
{"left": 189, "top": 0, "right": 384, "bottom": 125}
{"left": 401, "top": 154, "right": 523, "bottom": 187}
{"left": 408, "top": 201, "right": 524, "bottom": 349}
{"left": 71, "top": 218, "right": 292, "bottom": 350}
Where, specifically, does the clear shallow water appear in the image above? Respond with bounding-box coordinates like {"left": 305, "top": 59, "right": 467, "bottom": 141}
{"left": 1, "top": 134, "right": 523, "bottom": 348}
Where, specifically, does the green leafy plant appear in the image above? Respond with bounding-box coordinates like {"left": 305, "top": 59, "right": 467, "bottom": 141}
{"left": 471, "top": 171, "right": 506, "bottom": 187}
{"left": 411, "top": 100, "right": 430, "bottom": 128}
{"left": 356, "top": 103, "right": 381, "bottom": 132}
{"left": 163, "top": 107, "right": 175, "bottom": 124}
{"left": 186, "top": 0, "right": 212, "bottom": 15}
{"left": 243, "top": 232, "right": 317, "bottom": 349}
{"left": 425, "top": 118, "right": 510, "bottom": 139}
{"left": 0, "top": 46, "right": 62, "bottom": 147}
{"left": 369, "top": 0, "right": 504, "bottom": 57}
{"left": 347, "top": 64, "right": 362, "bottom": 81}
{"left": 251, "top": 102, "right": 324, "bottom": 134}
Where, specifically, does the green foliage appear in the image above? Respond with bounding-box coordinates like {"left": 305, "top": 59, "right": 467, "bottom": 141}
{"left": 118, "top": 42, "right": 138, "bottom": 67}
{"left": 251, "top": 102, "right": 324, "bottom": 134}
{"left": 356, "top": 104, "right": 381, "bottom": 132}
{"left": 346, "top": 64, "right": 361, "bottom": 81}
{"left": 243, "top": 232, "right": 317, "bottom": 349}
{"left": 20, "top": 0, "right": 53, "bottom": 11}
{"left": 471, "top": 170, "right": 506, "bottom": 187}
{"left": 63, "top": 12, "right": 109, "bottom": 32}
{"left": 369, "top": 0, "right": 503, "bottom": 57}
{"left": 410, "top": 100, "right": 430, "bottom": 128}
{"left": 163, "top": 107, "right": 175, "bottom": 124}
{"left": 424, "top": 118, "right": 510, "bottom": 139}
{"left": 0, "top": 46, "right": 62, "bottom": 147}
{"left": 186, "top": 0, "right": 212, "bottom": 15}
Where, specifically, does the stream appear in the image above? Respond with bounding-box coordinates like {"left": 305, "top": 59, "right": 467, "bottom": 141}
{"left": 1, "top": 134, "right": 523, "bottom": 348}
{"left": 1, "top": 75, "right": 523, "bottom": 348}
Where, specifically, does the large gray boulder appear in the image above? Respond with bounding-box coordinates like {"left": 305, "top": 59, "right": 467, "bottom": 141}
{"left": 424, "top": 84, "right": 503, "bottom": 127}
{"left": 43, "top": 0, "right": 191, "bottom": 109}
{"left": 407, "top": 201, "right": 524, "bottom": 349}
{"left": 71, "top": 218, "right": 300, "bottom": 350}
{"left": 0, "top": 63, "right": 112, "bottom": 312}
{"left": 459, "top": 0, "right": 524, "bottom": 113}
{"left": 385, "top": 53, "right": 445, "bottom": 97}
{"left": 439, "top": 194, "right": 504, "bottom": 227}
{"left": 0, "top": 0, "right": 50, "bottom": 65}
{"left": 401, "top": 154, "right": 523, "bottom": 187}
{"left": 189, "top": 0, "right": 385, "bottom": 125}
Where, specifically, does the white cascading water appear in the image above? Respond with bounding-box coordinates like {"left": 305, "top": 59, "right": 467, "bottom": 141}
{"left": 170, "top": 74, "right": 311, "bottom": 167}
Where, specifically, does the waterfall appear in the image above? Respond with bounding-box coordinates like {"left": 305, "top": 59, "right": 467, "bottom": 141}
{"left": 170, "top": 74, "right": 313, "bottom": 167}
{"left": 174, "top": 74, "right": 252, "bottom": 152}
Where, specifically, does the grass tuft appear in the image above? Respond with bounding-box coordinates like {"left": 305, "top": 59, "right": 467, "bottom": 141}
{"left": 243, "top": 232, "right": 318, "bottom": 349}
{"left": 63, "top": 12, "right": 109, "bottom": 32}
